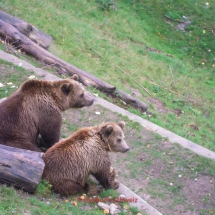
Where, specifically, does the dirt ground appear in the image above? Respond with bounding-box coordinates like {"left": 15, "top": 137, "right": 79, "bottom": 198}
{"left": 62, "top": 104, "right": 215, "bottom": 215}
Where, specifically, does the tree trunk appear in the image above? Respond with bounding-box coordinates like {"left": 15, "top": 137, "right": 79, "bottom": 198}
{"left": 0, "top": 19, "right": 115, "bottom": 92}
{"left": 0, "top": 144, "right": 44, "bottom": 193}
{"left": 0, "top": 19, "right": 148, "bottom": 111}
{"left": 0, "top": 10, "right": 52, "bottom": 49}
{"left": 114, "top": 90, "right": 148, "bottom": 112}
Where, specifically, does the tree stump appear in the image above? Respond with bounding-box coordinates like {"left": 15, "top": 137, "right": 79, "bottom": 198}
{"left": 0, "top": 144, "right": 44, "bottom": 193}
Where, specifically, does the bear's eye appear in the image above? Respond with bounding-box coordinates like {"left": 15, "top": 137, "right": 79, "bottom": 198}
{"left": 117, "top": 138, "right": 121, "bottom": 143}
{"left": 80, "top": 93, "right": 84, "bottom": 98}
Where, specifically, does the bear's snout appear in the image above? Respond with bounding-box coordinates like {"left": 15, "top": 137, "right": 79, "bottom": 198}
{"left": 122, "top": 147, "right": 130, "bottom": 153}
{"left": 84, "top": 91, "right": 95, "bottom": 106}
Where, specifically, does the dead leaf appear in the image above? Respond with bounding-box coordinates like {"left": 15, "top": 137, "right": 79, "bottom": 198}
{"left": 147, "top": 144, "right": 150, "bottom": 148}
{"left": 79, "top": 195, "right": 85, "bottom": 200}
{"left": 73, "top": 201, "right": 77, "bottom": 206}
{"left": 103, "top": 209, "right": 109, "bottom": 214}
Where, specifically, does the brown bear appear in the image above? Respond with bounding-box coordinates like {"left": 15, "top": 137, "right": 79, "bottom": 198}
{"left": 42, "top": 121, "right": 130, "bottom": 196}
{"left": 0, "top": 75, "right": 94, "bottom": 152}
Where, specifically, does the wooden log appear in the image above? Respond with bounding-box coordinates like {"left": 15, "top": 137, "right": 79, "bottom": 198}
{"left": 0, "top": 144, "right": 44, "bottom": 193}
{"left": 0, "top": 10, "right": 52, "bottom": 49}
{"left": 115, "top": 90, "right": 148, "bottom": 112}
{"left": 0, "top": 19, "right": 116, "bottom": 93}
{"left": 0, "top": 19, "right": 148, "bottom": 111}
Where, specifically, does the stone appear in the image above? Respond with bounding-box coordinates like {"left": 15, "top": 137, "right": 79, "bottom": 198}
{"left": 109, "top": 203, "right": 119, "bottom": 215}
{"left": 97, "top": 202, "right": 110, "bottom": 210}
{"left": 119, "top": 194, "right": 126, "bottom": 198}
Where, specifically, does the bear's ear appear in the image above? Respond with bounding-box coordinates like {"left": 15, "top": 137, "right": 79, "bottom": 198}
{"left": 61, "top": 83, "right": 73, "bottom": 95}
{"left": 70, "top": 74, "right": 79, "bottom": 81}
{"left": 105, "top": 125, "right": 113, "bottom": 136}
{"left": 118, "top": 121, "right": 125, "bottom": 129}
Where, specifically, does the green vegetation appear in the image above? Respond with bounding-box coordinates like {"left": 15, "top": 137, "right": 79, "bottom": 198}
{"left": 0, "top": 184, "right": 105, "bottom": 215}
{"left": 0, "top": 62, "right": 214, "bottom": 214}
{"left": 0, "top": 0, "right": 215, "bottom": 214}
{"left": 0, "top": 60, "right": 31, "bottom": 99}
{"left": 1, "top": 0, "right": 213, "bottom": 151}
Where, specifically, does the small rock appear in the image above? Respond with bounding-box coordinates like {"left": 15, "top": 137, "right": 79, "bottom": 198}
{"left": 195, "top": 178, "right": 197, "bottom": 182}
{"left": 55, "top": 194, "right": 60, "bottom": 198}
{"left": 119, "top": 194, "right": 126, "bottom": 198}
{"left": 46, "top": 201, "right": 50, "bottom": 204}
{"left": 28, "top": 75, "right": 36, "bottom": 79}
{"left": 109, "top": 203, "right": 119, "bottom": 215}
{"left": 98, "top": 202, "right": 110, "bottom": 210}
{"left": 170, "top": 183, "right": 173, "bottom": 186}
{"left": 0, "top": 82, "right": 5, "bottom": 87}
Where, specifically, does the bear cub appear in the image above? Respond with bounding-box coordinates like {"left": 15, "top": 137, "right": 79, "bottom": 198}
{"left": 0, "top": 75, "right": 94, "bottom": 152}
{"left": 42, "top": 121, "right": 130, "bottom": 196}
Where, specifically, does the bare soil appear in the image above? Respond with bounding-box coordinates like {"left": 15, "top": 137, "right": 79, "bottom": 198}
{"left": 62, "top": 104, "right": 215, "bottom": 215}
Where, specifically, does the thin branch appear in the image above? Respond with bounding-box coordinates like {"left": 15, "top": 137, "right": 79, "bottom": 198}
{"left": 150, "top": 81, "right": 199, "bottom": 104}
{"left": 41, "top": 63, "right": 56, "bottom": 69}
{"left": 89, "top": 47, "right": 151, "bottom": 96}
{"left": 74, "top": 31, "right": 151, "bottom": 96}
{"left": 164, "top": 15, "right": 185, "bottom": 24}
{"left": 212, "top": 29, "right": 215, "bottom": 37}
{"left": 169, "top": 66, "right": 176, "bottom": 87}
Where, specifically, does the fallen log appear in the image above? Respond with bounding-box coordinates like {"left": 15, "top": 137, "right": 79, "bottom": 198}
{"left": 0, "top": 19, "right": 115, "bottom": 92}
{"left": 0, "top": 19, "right": 148, "bottom": 111}
{"left": 114, "top": 90, "right": 148, "bottom": 112}
{"left": 0, "top": 144, "right": 44, "bottom": 193}
{"left": 0, "top": 10, "right": 52, "bottom": 49}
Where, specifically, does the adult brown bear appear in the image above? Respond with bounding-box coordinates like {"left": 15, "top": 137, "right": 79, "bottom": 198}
{"left": 0, "top": 75, "right": 94, "bottom": 151}
{"left": 42, "top": 121, "right": 130, "bottom": 196}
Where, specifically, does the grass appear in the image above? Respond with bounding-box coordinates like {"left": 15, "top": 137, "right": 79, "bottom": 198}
{"left": 0, "top": 184, "right": 104, "bottom": 215}
{"left": 0, "top": 0, "right": 215, "bottom": 214}
{"left": 0, "top": 63, "right": 144, "bottom": 214}
{"left": 0, "top": 62, "right": 215, "bottom": 214}
{"left": 0, "top": 0, "right": 215, "bottom": 151}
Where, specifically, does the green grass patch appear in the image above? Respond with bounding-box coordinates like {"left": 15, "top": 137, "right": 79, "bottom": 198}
{"left": 0, "top": 0, "right": 215, "bottom": 151}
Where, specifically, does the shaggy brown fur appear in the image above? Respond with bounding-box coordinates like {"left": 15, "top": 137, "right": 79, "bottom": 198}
{"left": 42, "top": 121, "right": 130, "bottom": 196}
{"left": 0, "top": 75, "right": 94, "bottom": 152}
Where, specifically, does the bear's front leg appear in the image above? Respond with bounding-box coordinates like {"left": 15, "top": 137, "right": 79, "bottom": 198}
{"left": 93, "top": 166, "right": 119, "bottom": 190}
{"left": 108, "top": 167, "right": 119, "bottom": 190}
{"left": 39, "top": 113, "right": 62, "bottom": 149}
